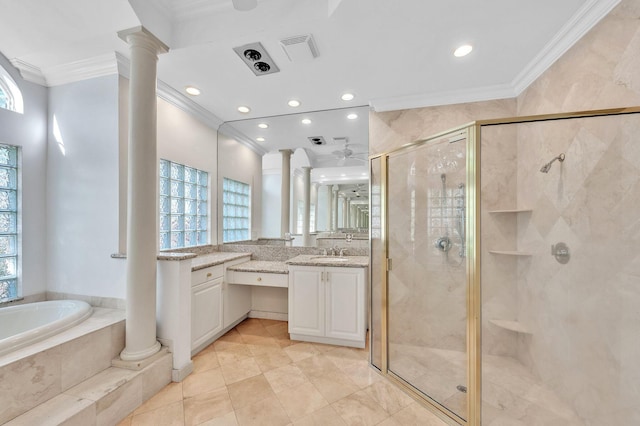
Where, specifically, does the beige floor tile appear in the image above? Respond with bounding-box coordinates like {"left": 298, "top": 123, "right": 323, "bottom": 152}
{"left": 198, "top": 411, "right": 239, "bottom": 426}
{"left": 337, "top": 363, "right": 384, "bottom": 389}
{"left": 324, "top": 347, "right": 366, "bottom": 369}
{"left": 236, "top": 320, "right": 271, "bottom": 337}
{"left": 243, "top": 334, "right": 278, "bottom": 347}
{"left": 183, "top": 387, "right": 234, "bottom": 426}
{"left": 131, "top": 400, "right": 184, "bottom": 426}
{"left": 182, "top": 368, "right": 226, "bottom": 398}
{"left": 311, "top": 342, "right": 344, "bottom": 353}
{"left": 361, "top": 381, "right": 414, "bottom": 415}
{"left": 331, "top": 390, "right": 389, "bottom": 426}
{"left": 391, "top": 402, "right": 449, "bottom": 426}
{"left": 221, "top": 357, "right": 262, "bottom": 385}
{"left": 258, "top": 318, "right": 284, "bottom": 327}
{"left": 276, "top": 381, "right": 329, "bottom": 420}
{"left": 264, "top": 364, "right": 311, "bottom": 394}
{"left": 214, "top": 341, "right": 253, "bottom": 365}
{"left": 216, "top": 329, "right": 245, "bottom": 343}
{"left": 265, "top": 322, "right": 289, "bottom": 337}
{"left": 376, "top": 417, "right": 402, "bottom": 426}
{"left": 116, "top": 416, "right": 132, "bottom": 426}
{"left": 295, "top": 354, "right": 343, "bottom": 379}
{"left": 193, "top": 349, "right": 220, "bottom": 373}
{"left": 254, "top": 347, "right": 294, "bottom": 372}
{"left": 283, "top": 342, "right": 319, "bottom": 362}
{"left": 235, "top": 395, "right": 291, "bottom": 426}
{"left": 227, "top": 374, "right": 276, "bottom": 409}
{"left": 134, "top": 382, "right": 183, "bottom": 416}
{"left": 308, "top": 370, "right": 359, "bottom": 403}
{"left": 292, "top": 404, "right": 348, "bottom": 426}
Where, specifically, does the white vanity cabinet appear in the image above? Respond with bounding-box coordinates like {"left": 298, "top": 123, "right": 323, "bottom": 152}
{"left": 288, "top": 265, "right": 367, "bottom": 348}
{"left": 191, "top": 265, "right": 224, "bottom": 350}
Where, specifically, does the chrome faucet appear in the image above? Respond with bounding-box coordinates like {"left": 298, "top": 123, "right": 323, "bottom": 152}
{"left": 332, "top": 245, "right": 340, "bottom": 256}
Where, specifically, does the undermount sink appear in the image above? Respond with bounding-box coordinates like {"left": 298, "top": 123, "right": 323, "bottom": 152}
{"left": 310, "top": 256, "right": 349, "bottom": 262}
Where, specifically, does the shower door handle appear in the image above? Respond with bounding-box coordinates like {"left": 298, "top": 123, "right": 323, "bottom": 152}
{"left": 386, "top": 258, "right": 392, "bottom": 271}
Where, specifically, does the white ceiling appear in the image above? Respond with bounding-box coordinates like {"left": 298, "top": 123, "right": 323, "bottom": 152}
{"left": 0, "top": 0, "right": 619, "bottom": 183}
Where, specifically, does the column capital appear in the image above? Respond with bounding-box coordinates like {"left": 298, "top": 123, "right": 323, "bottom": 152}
{"left": 332, "top": 184, "right": 340, "bottom": 192}
{"left": 118, "top": 26, "right": 169, "bottom": 55}
{"left": 279, "top": 149, "right": 294, "bottom": 156}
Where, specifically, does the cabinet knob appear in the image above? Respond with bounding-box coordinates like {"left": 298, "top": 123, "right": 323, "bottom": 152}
{"left": 257, "top": 277, "right": 262, "bottom": 282}
{"left": 206, "top": 272, "right": 212, "bottom": 278}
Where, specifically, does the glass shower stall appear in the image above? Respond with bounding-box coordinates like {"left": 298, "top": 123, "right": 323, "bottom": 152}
{"left": 370, "top": 107, "right": 640, "bottom": 425}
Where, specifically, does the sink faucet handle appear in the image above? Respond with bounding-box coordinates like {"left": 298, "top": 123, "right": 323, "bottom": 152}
{"left": 339, "top": 248, "right": 347, "bottom": 256}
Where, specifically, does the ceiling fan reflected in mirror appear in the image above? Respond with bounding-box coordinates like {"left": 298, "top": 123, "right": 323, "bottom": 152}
{"left": 333, "top": 140, "right": 367, "bottom": 166}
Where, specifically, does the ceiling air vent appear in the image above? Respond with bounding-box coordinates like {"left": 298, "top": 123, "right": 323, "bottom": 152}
{"left": 308, "top": 136, "right": 326, "bottom": 146}
{"left": 279, "top": 34, "right": 319, "bottom": 62}
{"left": 232, "top": 42, "right": 280, "bottom": 76}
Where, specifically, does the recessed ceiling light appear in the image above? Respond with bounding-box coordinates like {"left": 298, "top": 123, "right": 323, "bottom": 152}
{"left": 340, "top": 174, "right": 346, "bottom": 177}
{"left": 256, "top": 137, "right": 265, "bottom": 142}
{"left": 288, "top": 99, "right": 301, "bottom": 107}
{"left": 347, "top": 113, "right": 358, "bottom": 120}
{"left": 185, "top": 86, "right": 201, "bottom": 96}
{"left": 320, "top": 175, "right": 326, "bottom": 178}
{"left": 258, "top": 123, "right": 269, "bottom": 129}
{"left": 301, "top": 118, "right": 312, "bottom": 124}
{"left": 454, "top": 44, "right": 473, "bottom": 57}
{"left": 361, "top": 173, "right": 367, "bottom": 176}
{"left": 341, "top": 93, "right": 354, "bottom": 101}
{"left": 237, "top": 106, "right": 251, "bottom": 113}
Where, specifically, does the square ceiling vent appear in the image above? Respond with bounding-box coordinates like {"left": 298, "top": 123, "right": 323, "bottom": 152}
{"left": 279, "top": 34, "right": 319, "bottom": 62}
{"left": 233, "top": 42, "right": 280, "bottom": 76}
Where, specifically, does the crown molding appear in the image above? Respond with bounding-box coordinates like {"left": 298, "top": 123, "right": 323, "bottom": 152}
{"left": 156, "top": 79, "right": 225, "bottom": 131}
{"left": 9, "top": 59, "right": 46, "bottom": 86}
{"left": 512, "top": 0, "right": 621, "bottom": 95}
{"left": 369, "top": 84, "right": 515, "bottom": 112}
{"left": 217, "top": 121, "right": 268, "bottom": 155}
{"left": 45, "top": 53, "right": 121, "bottom": 87}
{"left": 370, "top": 0, "right": 618, "bottom": 112}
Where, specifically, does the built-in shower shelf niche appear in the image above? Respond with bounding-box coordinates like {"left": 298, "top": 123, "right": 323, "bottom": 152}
{"left": 488, "top": 250, "right": 533, "bottom": 256}
{"left": 488, "top": 208, "right": 533, "bottom": 213}
{"left": 489, "top": 319, "right": 532, "bottom": 334}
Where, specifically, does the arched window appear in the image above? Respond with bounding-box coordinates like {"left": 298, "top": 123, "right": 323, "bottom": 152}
{"left": 0, "top": 65, "right": 24, "bottom": 114}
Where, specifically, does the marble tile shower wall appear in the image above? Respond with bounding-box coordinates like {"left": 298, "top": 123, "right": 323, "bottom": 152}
{"left": 480, "top": 125, "right": 519, "bottom": 358}
{"left": 387, "top": 142, "right": 467, "bottom": 351}
{"left": 513, "top": 114, "right": 640, "bottom": 424}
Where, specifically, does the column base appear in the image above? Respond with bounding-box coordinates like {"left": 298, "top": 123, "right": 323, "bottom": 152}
{"left": 118, "top": 340, "right": 162, "bottom": 363}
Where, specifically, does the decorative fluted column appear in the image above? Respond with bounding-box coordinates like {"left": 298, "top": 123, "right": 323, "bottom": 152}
{"left": 280, "top": 150, "right": 293, "bottom": 238}
{"left": 118, "top": 27, "right": 168, "bottom": 362}
{"left": 332, "top": 185, "right": 339, "bottom": 231}
{"left": 342, "top": 197, "right": 349, "bottom": 228}
{"left": 325, "top": 185, "right": 333, "bottom": 231}
{"left": 302, "top": 167, "right": 312, "bottom": 246}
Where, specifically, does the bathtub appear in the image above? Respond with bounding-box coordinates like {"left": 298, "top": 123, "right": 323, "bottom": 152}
{"left": 0, "top": 300, "right": 93, "bottom": 356}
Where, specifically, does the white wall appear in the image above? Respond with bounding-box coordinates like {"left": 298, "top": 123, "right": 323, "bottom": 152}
{"left": 217, "top": 132, "right": 262, "bottom": 242}
{"left": 0, "top": 54, "right": 48, "bottom": 299}
{"left": 156, "top": 96, "right": 219, "bottom": 245}
{"left": 46, "top": 75, "right": 125, "bottom": 299}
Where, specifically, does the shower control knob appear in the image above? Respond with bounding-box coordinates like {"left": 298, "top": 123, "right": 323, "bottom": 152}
{"left": 551, "top": 242, "right": 570, "bottom": 264}
{"left": 435, "top": 236, "right": 452, "bottom": 252}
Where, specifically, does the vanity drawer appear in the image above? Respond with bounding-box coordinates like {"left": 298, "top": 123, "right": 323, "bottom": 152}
{"left": 192, "top": 264, "right": 224, "bottom": 285}
{"left": 228, "top": 271, "right": 288, "bottom": 288}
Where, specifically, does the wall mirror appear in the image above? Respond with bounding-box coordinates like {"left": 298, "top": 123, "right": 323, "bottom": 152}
{"left": 218, "top": 105, "right": 370, "bottom": 248}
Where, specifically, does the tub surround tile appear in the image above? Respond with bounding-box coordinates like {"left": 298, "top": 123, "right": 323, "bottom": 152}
{"left": 0, "top": 346, "right": 63, "bottom": 424}
{"left": 4, "top": 393, "right": 96, "bottom": 426}
{"left": 133, "top": 382, "right": 183, "bottom": 416}
{"left": 61, "top": 327, "right": 113, "bottom": 391}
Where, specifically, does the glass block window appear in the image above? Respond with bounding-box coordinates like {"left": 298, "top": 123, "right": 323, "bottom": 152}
{"left": 223, "top": 178, "right": 250, "bottom": 242}
{"left": 0, "top": 87, "right": 7, "bottom": 110}
{"left": 0, "top": 65, "right": 23, "bottom": 113}
{"left": 296, "top": 201, "right": 316, "bottom": 233}
{"left": 159, "top": 159, "right": 209, "bottom": 250}
{"left": 310, "top": 203, "right": 316, "bottom": 233}
{"left": 0, "top": 144, "right": 19, "bottom": 302}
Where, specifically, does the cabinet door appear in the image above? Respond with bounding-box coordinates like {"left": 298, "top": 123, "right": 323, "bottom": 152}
{"left": 191, "top": 277, "right": 223, "bottom": 349}
{"left": 288, "top": 267, "right": 324, "bottom": 336}
{"left": 325, "top": 268, "right": 365, "bottom": 341}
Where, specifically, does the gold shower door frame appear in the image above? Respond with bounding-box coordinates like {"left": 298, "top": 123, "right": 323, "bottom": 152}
{"left": 370, "top": 106, "right": 640, "bottom": 426}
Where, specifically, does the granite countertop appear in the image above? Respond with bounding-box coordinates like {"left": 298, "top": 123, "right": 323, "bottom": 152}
{"left": 191, "top": 252, "right": 251, "bottom": 271}
{"left": 226, "top": 260, "right": 289, "bottom": 274}
{"left": 285, "top": 255, "right": 369, "bottom": 268}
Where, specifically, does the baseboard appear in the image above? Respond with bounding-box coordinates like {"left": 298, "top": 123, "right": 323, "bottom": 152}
{"left": 248, "top": 310, "right": 288, "bottom": 321}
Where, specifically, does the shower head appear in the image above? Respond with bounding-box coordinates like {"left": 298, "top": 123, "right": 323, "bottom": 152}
{"left": 540, "top": 153, "right": 565, "bottom": 173}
